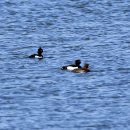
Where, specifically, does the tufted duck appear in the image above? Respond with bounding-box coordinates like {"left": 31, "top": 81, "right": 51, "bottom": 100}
{"left": 72, "top": 64, "right": 90, "bottom": 73}
{"left": 29, "top": 47, "right": 43, "bottom": 59}
{"left": 61, "top": 60, "right": 82, "bottom": 70}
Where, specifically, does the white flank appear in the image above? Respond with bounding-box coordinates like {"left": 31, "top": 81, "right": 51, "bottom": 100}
{"left": 67, "top": 66, "right": 78, "bottom": 71}
{"left": 35, "top": 55, "right": 42, "bottom": 59}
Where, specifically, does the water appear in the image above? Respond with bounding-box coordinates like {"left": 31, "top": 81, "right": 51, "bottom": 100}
{"left": 0, "top": 0, "right": 130, "bottom": 129}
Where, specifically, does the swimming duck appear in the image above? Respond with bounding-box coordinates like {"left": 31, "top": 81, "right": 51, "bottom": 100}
{"left": 29, "top": 47, "right": 43, "bottom": 59}
{"left": 72, "top": 64, "right": 90, "bottom": 73}
{"left": 61, "top": 60, "right": 82, "bottom": 70}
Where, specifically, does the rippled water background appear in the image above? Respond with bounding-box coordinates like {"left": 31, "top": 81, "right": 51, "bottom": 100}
{"left": 0, "top": 0, "right": 130, "bottom": 130}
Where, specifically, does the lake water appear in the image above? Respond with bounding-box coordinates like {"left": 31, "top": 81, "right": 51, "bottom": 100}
{"left": 0, "top": 0, "right": 130, "bottom": 130}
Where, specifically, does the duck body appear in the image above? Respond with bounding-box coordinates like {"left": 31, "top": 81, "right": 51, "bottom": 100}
{"left": 62, "top": 64, "right": 81, "bottom": 70}
{"left": 72, "top": 64, "right": 90, "bottom": 73}
{"left": 29, "top": 54, "right": 43, "bottom": 59}
{"left": 72, "top": 68, "right": 90, "bottom": 73}
{"left": 61, "top": 60, "right": 81, "bottom": 70}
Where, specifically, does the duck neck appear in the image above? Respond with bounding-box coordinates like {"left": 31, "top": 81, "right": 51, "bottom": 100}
{"left": 38, "top": 52, "right": 42, "bottom": 56}
{"left": 83, "top": 66, "right": 89, "bottom": 71}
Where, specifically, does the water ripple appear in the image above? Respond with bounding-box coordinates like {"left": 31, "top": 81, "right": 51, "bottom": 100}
{"left": 0, "top": 0, "right": 130, "bottom": 130}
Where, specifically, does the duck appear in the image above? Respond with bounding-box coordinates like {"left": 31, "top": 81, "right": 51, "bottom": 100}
{"left": 61, "top": 60, "right": 82, "bottom": 70}
{"left": 72, "top": 63, "right": 90, "bottom": 73}
{"left": 29, "top": 47, "right": 43, "bottom": 59}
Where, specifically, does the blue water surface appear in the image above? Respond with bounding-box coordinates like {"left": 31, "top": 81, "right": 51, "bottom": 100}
{"left": 0, "top": 0, "right": 130, "bottom": 130}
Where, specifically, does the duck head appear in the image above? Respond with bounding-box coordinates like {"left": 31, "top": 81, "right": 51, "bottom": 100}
{"left": 75, "top": 60, "right": 81, "bottom": 66}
